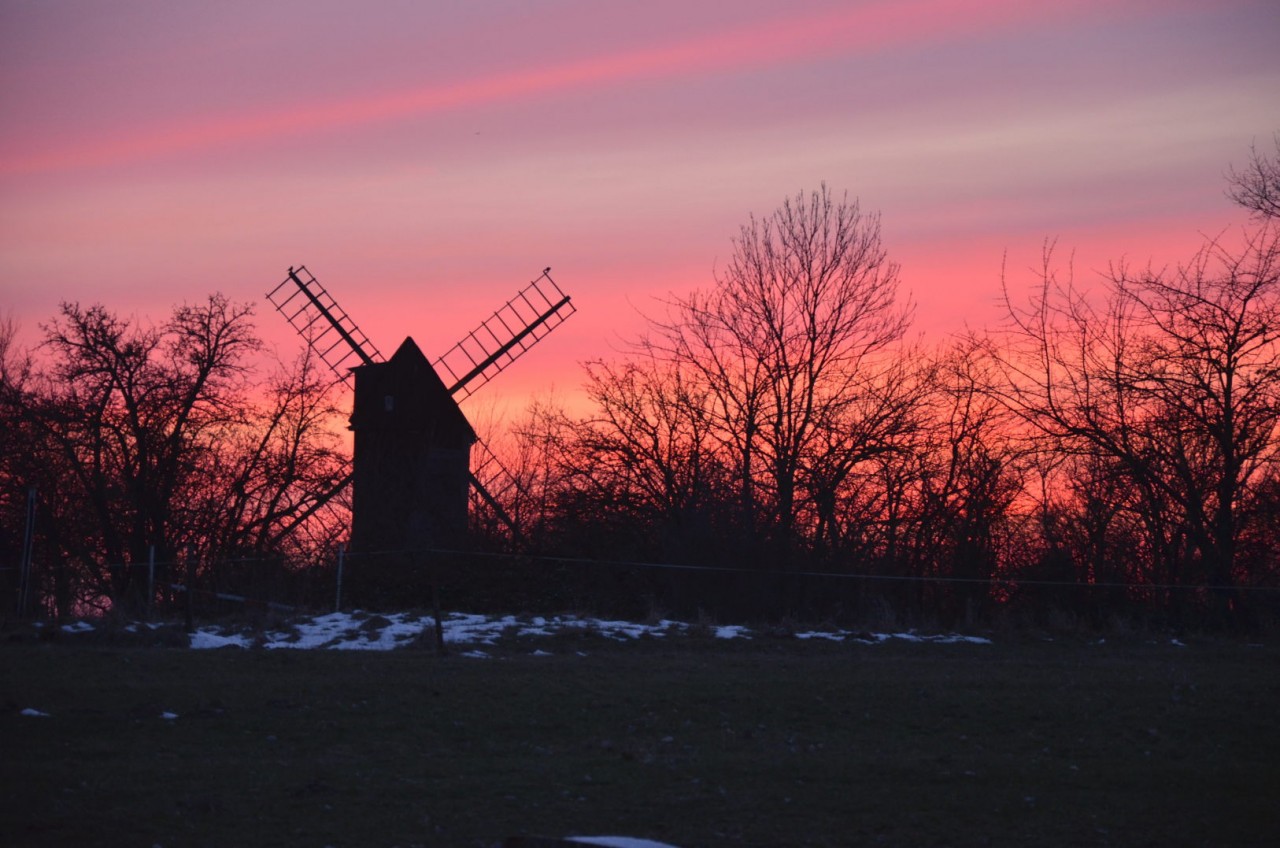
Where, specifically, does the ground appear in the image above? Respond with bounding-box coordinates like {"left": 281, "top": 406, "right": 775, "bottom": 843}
{"left": 3, "top": 612, "right": 1277, "bottom": 847}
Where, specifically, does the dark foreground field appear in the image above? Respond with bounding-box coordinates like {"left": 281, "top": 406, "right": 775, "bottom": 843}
{"left": 2, "top": 631, "right": 1278, "bottom": 847}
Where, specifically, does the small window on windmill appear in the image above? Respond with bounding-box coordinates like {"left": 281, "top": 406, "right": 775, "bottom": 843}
{"left": 384, "top": 394, "right": 395, "bottom": 412}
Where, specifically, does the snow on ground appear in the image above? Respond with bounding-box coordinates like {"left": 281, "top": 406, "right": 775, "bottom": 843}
{"left": 182, "top": 610, "right": 993, "bottom": 652}
{"left": 568, "top": 838, "right": 681, "bottom": 848}
{"left": 29, "top": 610, "right": 997, "bottom": 652}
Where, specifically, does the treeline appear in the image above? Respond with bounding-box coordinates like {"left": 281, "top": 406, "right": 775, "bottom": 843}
{"left": 479, "top": 158, "right": 1280, "bottom": 630}
{"left": 3, "top": 144, "right": 1278, "bottom": 630}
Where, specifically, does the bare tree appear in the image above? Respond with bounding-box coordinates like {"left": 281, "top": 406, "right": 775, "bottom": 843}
{"left": 491, "top": 397, "right": 577, "bottom": 547}
{"left": 2, "top": 295, "right": 352, "bottom": 614}
{"left": 1228, "top": 134, "right": 1280, "bottom": 219}
{"left": 996, "top": 227, "right": 1280, "bottom": 624}
{"left": 912, "top": 338, "right": 1025, "bottom": 604}
{"left": 802, "top": 348, "right": 931, "bottom": 561}
{"left": 182, "top": 345, "right": 350, "bottom": 560}
{"left": 645, "top": 185, "right": 913, "bottom": 559}
{"left": 547, "top": 354, "right": 734, "bottom": 560}
{"left": 1112, "top": 227, "right": 1280, "bottom": 612}
{"left": 14, "top": 296, "right": 261, "bottom": 609}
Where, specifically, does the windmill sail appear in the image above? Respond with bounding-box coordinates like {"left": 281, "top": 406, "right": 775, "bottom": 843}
{"left": 266, "top": 266, "right": 382, "bottom": 385}
{"left": 434, "top": 268, "right": 575, "bottom": 400}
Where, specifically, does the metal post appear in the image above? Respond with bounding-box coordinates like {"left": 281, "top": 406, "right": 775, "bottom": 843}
{"left": 335, "top": 543, "right": 345, "bottom": 613}
{"left": 147, "top": 544, "right": 156, "bottom": 620}
{"left": 17, "top": 487, "right": 36, "bottom": 618}
{"left": 430, "top": 553, "right": 446, "bottom": 656}
{"left": 184, "top": 545, "right": 195, "bottom": 633}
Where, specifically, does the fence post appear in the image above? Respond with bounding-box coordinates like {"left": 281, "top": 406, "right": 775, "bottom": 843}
{"left": 431, "top": 551, "right": 446, "bottom": 656}
{"left": 17, "top": 487, "right": 36, "bottom": 618}
{"left": 147, "top": 544, "right": 156, "bottom": 621}
{"left": 335, "top": 543, "right": 345, "bottom": 613}
{"left": 184, "top": 545, "right": 195, "bottom": 633}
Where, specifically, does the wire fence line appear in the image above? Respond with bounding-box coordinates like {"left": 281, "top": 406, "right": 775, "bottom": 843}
{"left": 7, "top": 543, "right": 1279, "bottom": 630}
{"left": 4, "top": 544, "right": 1280, "bottom": 592}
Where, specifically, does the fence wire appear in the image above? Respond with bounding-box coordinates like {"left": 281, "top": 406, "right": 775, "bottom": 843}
{"left": 6, "top": 544, "right": 1278, "bottom": 631}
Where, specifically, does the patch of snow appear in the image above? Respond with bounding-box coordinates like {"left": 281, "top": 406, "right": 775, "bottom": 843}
{"left": 568, "top": 837, "right": 681, "bottom": 848}
{"left": 270, "top": 611, "right": 364, "bottom": 649}
{"left": 591, "top": 619, "right": 657, "bottom": 640}
{"left": 123, "top": 622, "right": 166, "bottom": 633}
{"left": 61, "top": 621, "right": 94, "bottom": 633}
{"left": 160, "top": 712, "right": 179, "bottom": 720}
{"left": 189, "top": 630, "right": 249, "bottom": 650}
{"left": 930, "top": 634, "right": 994, "bottom": 645}
{"left": 532, "top": 649, "right": 553, "bottom": 657}
{"left": 1170, "top": 638, "right": 1186, "bottom": 647}
{"left": 442, "top": 612, "right": 508, "bottom": 645}
{"left": 21, "top": 708, "right": 50, "bottom": 717}
{"left": 179, "top": 610, "right": 992, "bottom": 654}
{"left": 795, "top": 631, "right": 844, "bottom": 641}
{"left": 460, "top": 649, "right": 491, "bottom": 659}
{"left": 340, "top": 616, "right": 427, "bottom": 651}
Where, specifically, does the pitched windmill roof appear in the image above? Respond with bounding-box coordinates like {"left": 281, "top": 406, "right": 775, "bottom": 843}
{"left": 348, "top": 336, "right": 477, "bottom": 445}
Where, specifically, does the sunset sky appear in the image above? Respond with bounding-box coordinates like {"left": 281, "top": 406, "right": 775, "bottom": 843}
{"left": 2, "top": 0, "right": 1277, "bottom": 416}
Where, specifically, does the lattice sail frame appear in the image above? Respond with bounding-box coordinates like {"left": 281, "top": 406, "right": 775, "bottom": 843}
{"left": 433, "top": 268, "right": 576, "bottom": 401}
{"left": 266, "top": 266, "right": 383, "bottom": 385}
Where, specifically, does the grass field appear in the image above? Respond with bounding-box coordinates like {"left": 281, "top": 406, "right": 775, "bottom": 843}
{"left": 2, "top": 627, "right": 1278, "bottom": 847}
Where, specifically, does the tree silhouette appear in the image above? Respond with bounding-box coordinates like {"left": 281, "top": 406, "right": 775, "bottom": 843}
{"left": 1228, "top": 134, "right": 1280, "bottom": 219}
{"left": 644, "top": 185, "right": 914, "bottom": 562}
{"left": 997, "top": 227, "right": 1280, "bottom": 625}
{"left": 1, "top": 296, "right": 348, "bottom": 615}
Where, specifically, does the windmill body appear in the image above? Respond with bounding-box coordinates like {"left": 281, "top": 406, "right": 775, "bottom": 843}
{"left": 349, "top": 337, "right": 476, "bottom": 556}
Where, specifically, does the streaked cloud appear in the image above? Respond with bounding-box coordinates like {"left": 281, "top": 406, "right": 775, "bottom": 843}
{"left": 1, "top": 0, "right": 1166, "bottom": 176}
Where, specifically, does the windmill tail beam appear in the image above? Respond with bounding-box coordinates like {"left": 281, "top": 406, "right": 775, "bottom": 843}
{"left": 469, "top": 471, "right": 521, "bottom": 541}
{"left": 265, "top": 470, "right": 354, "bottom": 548}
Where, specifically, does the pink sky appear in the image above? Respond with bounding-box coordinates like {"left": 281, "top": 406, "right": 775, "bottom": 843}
{"left": 2, "top": 0, "right": 1278, "bottom": 416}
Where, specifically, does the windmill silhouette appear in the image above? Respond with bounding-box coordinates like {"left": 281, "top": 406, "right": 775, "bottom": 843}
{"left": 266, "top": 266, "right": 575, "bottom": 557}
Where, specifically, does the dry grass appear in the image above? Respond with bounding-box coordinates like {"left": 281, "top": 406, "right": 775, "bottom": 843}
{"left": 2, "top": 630, "right": 1278, "bottom": 847}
